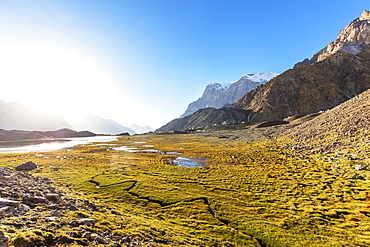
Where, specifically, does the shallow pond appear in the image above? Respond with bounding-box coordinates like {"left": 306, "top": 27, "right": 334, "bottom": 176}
{"left": 173, "top": 157, "right": 208, "bottom": 167}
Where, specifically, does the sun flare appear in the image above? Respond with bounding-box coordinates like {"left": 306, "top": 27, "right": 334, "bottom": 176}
{"left": 0, "top": 43, "right": 117, "bottom": 116}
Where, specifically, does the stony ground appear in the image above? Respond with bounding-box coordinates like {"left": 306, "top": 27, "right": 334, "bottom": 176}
{"left": 285, "top": 88, "right": 370, "bottom": 155}
{"left": 0, "top": 166, "right": 150, "bottom": 246}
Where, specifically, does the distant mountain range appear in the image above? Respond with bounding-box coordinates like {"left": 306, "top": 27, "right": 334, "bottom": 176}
{"left": 158, "top": 10, "right": 370, "bottom": 132}
{"left": 0, "top": 99, "right": 72, "bottom": 131}
{"left": 129, "top": 124, "right": 153, "bottom": 134}
{"left": 67, "top": 114, "right": 136, "bottom": 135}
{"left": 0, "top": 128, "right": 95, "bottom": 142}
{"left": 0, "top": 99, "right": 152, "bottom": 135}
{"left": 181, "top": 72, "right": 278, "bottom": 117}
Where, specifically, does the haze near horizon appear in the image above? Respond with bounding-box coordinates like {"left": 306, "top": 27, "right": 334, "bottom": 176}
{"left": 0, "top": 0, "right": 368, "bottom": 129}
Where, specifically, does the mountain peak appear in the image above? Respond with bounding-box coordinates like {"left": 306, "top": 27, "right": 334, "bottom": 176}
{"left": 359, "top": 10, "right": 370, "bottom": 21}
{"left": 242, "top": 72, "right": 279, "bottom": 83}
{"left": 178, "top": 72, "right": 277, "bottom": 118}
{"left": 294, "top": 10, "right": 370, "bottom": 68}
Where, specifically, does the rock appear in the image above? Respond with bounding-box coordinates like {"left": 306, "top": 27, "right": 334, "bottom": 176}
{"left": 0, "top": 230, "right": 9, "bottom": 247}
{"left": 15, "top": 161, "right": 38, "bottom": 171}
{"left": 69, "top": 218, "right": 97, "bottom": 227}
{"left": 82, "top": 232, "right": 92, "bottom": 239}
{"left": 0, "top": 197, "right": 20, "bottom": 207}
{"left": 111, "top": 209, "right": 121, "bottom": 215}
{"left": 18, "top": 204, "right": 30, "bottom": 211}
{"left": 45, "top": 193, "right": 60, "bottom": 201}
{"left": 50, "top": 210, "right": 61, "bottom": 217}
{"left": 92, "top": 234, "right": 107, "bottom": 244}
{"left": 30, "top": 216, "right": 38, "bottom": 222}
{"left": 0, "top": 206, "right": 10, "bottom": 214}
{"left": 355, "top": 164, "right": 367, "bottom": 170}
{"left": 46, "top": 216, "right": 58, "bottom": 221}
{"left": 23, "top": 195, "right": 47, "bottom": 204}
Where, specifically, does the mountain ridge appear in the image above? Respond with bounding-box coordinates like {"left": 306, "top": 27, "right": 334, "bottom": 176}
{"left": 158, "top": 10, "right": 370, "bottom": 131}
{"left": 0, "top": 100, "right": 72, "bottom": 131}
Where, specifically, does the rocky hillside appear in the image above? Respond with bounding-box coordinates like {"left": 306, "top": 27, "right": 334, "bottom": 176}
{"left": 158, "top": 10, "right": 370, "bottom": 131}
{"left": 0, "top": 165, "right": 148, "bottom": 246}
{"left": 0, "top": 100, "right": 72, "bottom": 131}
{"left": 181, "top": 73, "right": 277, "bottom": 117}
{"left": 283, "top": 88, "right": 370, "bottom": 154}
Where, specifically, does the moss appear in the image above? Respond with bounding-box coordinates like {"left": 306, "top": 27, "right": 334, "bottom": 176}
{"left": 13, "top": 231, "right": 45, "bottom": 247}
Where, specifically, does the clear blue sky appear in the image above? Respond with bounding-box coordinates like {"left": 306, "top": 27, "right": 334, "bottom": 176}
{"left": 0, "top": 0, "right": 369, "bottom": 128}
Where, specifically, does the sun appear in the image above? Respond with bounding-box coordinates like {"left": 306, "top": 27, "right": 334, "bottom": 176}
{"left": 0, "top": 43, "right": 118, "bottom": 117}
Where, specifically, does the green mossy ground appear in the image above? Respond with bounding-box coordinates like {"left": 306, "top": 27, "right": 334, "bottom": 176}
{"left": 1, "top": 133, "right": 370, "bottom": 246}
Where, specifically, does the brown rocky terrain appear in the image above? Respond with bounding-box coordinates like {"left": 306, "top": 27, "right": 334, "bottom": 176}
{"left": 283, "top": 88, "right": 370, "bottom": 155}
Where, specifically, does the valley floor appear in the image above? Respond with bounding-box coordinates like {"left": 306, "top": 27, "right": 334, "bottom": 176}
{"left": 1, "top": 126, "right": 370, "bottom": 246}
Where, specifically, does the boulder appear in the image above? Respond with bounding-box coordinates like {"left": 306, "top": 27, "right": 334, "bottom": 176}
{"left": 69, "top": 218, "right": 97, "bottom": 227}
{"left": 45, "top": 193, "right": 60, "bottom": 201}
{"left": 0, "top": 197, "right": 20, "bottom": 207}
{"left": 0, "top": 230, "right": 8, "bottom": 247}
{"left": 15, "top": 161, "right": 38, "bottom": 171}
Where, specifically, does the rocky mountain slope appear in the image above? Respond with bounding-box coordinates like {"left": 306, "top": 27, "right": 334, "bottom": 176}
{"left": 294, "top": 10, "right": 370, "bottom": 67}
{"left": 158, "top": 10, "right": 370, "bottom": 131}
{"left": 67, "top": 114, "right": 136, "bottom": 135}
{"left": 234, "top": 44, "right": 370, "bottom": 122}
{"left": 181, "top": 73, "right": 277, "bottom": 117}
{"left": 0, "top": 100, "right": 72, "bottom": 131}
{"left": 157, "top": 107, "right": 252, "bottom": 132}
{"left": 283, "top": 88, "right": 370, "bottom": 154}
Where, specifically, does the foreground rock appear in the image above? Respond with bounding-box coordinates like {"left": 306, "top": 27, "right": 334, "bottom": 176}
{"left": 15, "top": 161, "right": 38, "bottom": 171}
{"left": 0, "top": 231, "right": 8, "bottom": 247}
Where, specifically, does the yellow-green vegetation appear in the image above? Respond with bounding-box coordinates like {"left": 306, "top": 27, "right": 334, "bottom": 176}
{"left": 1, "top": 133, "right": 370, "bottom": 246}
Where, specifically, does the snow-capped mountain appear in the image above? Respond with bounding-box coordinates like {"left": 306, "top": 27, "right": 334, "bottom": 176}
{"left": 181, "top": 72, "right": 278, "bottom": 117}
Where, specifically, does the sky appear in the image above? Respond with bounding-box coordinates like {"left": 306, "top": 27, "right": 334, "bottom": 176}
{"left": 0, "top": 0, "right": 369, "bottom": 129}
